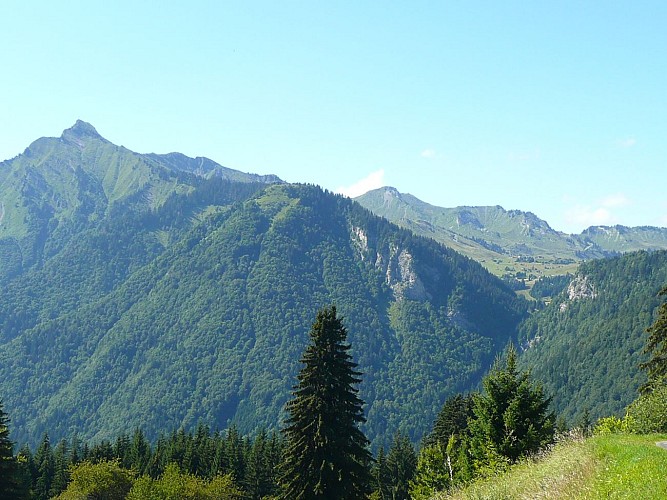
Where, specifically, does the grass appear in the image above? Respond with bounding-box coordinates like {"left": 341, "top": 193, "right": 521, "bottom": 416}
{"left": 438, "top": 433, "right": 667, "bottom": 499}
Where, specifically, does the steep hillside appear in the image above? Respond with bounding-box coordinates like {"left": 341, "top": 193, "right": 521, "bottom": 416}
{"left": 518, "top": 250, "right": 667, "bottom": 424}
{"left": 0, "top": 183, "right": 529, "bottom": 448}
{"left": 356, "top": 187, "right": 667, "bottom": 285}
{"left": 0, "top": 120, "right": 279, "bottom": 281}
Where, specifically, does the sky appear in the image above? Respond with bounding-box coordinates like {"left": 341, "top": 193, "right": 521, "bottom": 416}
{"left": 1, "top": 1, "right": 666, "bottom": 233}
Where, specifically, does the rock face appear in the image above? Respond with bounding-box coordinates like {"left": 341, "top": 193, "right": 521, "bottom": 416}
{"left": 566, "top": 274, "right": 598, "bottom": 301}
{"left": 385, "top": 246, "right": 429, "bottom": 301}
{"left": 559, "top": 274, "right": 598, "bottom": 311}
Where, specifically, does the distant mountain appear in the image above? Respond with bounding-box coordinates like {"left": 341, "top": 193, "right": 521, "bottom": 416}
{"left": 0, "top": 120, "right": 280, "bottom": 281}
{"left": 356, "top": 187, "right": 667, "bottom": 284}
{"left": 0, "top": 125, "right": 530, "bottom": 448}
{"left": 517, "top": 250, "right": 667, "bottom": 424}
{"left": 145, "top": 152, "right": 282, "bottom": 184}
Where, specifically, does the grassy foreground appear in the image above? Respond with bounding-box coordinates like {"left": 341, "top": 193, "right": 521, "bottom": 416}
{"left": 438, "top": 433, "right": 667, "bottom": 499}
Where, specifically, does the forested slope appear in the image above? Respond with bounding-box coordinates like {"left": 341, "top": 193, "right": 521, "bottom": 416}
{"left": 0, "top": 183, "right": 529, "bottom": 448}
{"left": 518, "top": 250, "right": 667, "bottom": 423}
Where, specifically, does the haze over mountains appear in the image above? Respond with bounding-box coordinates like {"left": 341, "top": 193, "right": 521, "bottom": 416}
{"left": 0, "top": 121, "right": 664, "bottom": 450}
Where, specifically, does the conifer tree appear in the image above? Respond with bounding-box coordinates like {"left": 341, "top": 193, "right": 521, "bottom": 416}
{"left": 279, "top": 306, "right": 372, "bottom": 499}
{"left": 469, "top": 343, "right": 554, "bottom": 465}
{"left": 371, "top": 446, "right": 390, "bottom": 499}
{"left": 245, "top": 429, "right": 274, "bottom": 499}
{"left": 49, "top": 439, "right": 70, "bottom": 498}
{"left": 426, "top": 393, "right": 474, "bottom": 448}
{"left": 640, "top": 286, "right": 667, "bottom": 393}
{"left": 34, "top": 433, "right": 55, "bottom": 500}
{"left": 0, "top": 399, "right": 23, "bottom": 499}
{"left": 385, "top": 431, "right": 417, "bottom": 500}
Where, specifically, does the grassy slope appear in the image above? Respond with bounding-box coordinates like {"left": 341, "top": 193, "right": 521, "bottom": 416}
{"left": 440, "top": 434, "right": 667, "bottom": 499}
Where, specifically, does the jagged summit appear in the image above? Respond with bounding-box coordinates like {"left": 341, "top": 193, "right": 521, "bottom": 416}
{"left": 61, "top": 120, "right": 107, "bottom": 146}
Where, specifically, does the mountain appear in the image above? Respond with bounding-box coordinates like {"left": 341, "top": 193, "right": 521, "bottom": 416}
{"left": 0, "top": 125, "right": 530, "bottom": 448}
{"left": 517, "top": 250, "right": 667, "bottom": 424}
{"left": 0, "top": 120, "right": 280, "bottom": 282}
{"left": 356, "top": 187, "right": 667, "bottom": 286}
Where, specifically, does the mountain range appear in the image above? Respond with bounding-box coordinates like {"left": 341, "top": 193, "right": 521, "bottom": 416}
{"left": 1, "top": 121, "right": 664, "bottom": 450}
{"left": 356, "top": 187, "right": 667, "bottom": 286}
{"left": 0, "top": 122, "right": 528, "bottom": 447}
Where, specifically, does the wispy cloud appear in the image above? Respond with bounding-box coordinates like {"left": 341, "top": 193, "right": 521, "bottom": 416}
{"left": 563, "top": 193, "right": 632, "bottom": 230}
{"left": 508, "top": 149, "right": 541, "bottom": 161}
{"left": 565, "top": 206, "right": 615, "bottom": 228}
{"left": 619, "top": 137, "right": 637, "bottom": 148}
{"left": 336, "top": 169, "right": 386, "bottom": 198}
{"left": 421, "top": 148, "right": 436, "bottom": 159}
{"left": 600, "top": 193, "right": 630, "bottom": 208}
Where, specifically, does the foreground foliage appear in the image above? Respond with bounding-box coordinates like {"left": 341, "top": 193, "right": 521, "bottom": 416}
{"left": 440, "top": 433, "right": 667, "bottom": 499}
{"left": 11, "top": 424, "right": 282, "bottom": 500}
{"left": 55, "top": 460, "right": 134, "bottom": 499}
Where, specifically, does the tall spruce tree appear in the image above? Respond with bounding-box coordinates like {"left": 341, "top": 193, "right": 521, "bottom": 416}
{"left": 385, "top": 431, "right": 417, "bottom": 500}
{"left": 279, "top": 306, "right": 372, "bottom": 499}
{"left": 640, "top": 286, "right": 667, "bottom": 393}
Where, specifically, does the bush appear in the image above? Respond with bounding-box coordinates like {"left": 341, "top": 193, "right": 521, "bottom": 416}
{"left": 624, "top": 385, "right": 667, "bottom": 434}
{"left": 55, "top": 460, "right": 135, "bottom": 500}
{"left": 593, "top": 416, "right": 626, "bottom": 435}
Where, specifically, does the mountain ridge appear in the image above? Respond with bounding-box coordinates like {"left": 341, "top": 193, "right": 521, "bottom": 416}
{"left": 0, "top": 120, "right": 281, "bottom": 282}
{"left": 0, "top": 125, "right": 529, "bottom": 448}
{"left": 356, "top": 186, "right": 667, "bottom": 284}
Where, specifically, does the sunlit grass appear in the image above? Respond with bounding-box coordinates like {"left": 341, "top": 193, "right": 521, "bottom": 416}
{"left": 438, "top": 433, "right": 667, "bottom": 499}
{"left": 590, "top": 433, "right": 667, "bottom": 499}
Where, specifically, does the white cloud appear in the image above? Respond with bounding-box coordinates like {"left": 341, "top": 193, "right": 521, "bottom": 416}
{"left": 565, "top": 205, "right": 615, "bottom": 228}
{"left": 421, "top": 149, "right": 436, "bottom": 159}
{"left": 619, "top": 137, "right": 637, "bottom": 148}
{"left": 563, "top": 193, "right": 633, "bottom": 230}
{"left": 336, "top": 169, "right": 386, "bottom": 198}
{"left": 600, "top": 193, "right": 630, "bottom": 208}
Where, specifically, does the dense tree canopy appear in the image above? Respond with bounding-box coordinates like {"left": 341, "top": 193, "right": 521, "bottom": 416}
{"left": 640, "top": 286, "right": 667, "bottom": 393}
{"left": 518, "top": 250, "right": 667, "bottom": 424}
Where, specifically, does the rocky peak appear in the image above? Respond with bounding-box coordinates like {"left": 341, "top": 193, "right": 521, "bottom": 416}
{"left": 61, "top": 120, "right": 107, "bottom": 148}
{"left": 382, "top": 186, "right": 402, "bottom": 203}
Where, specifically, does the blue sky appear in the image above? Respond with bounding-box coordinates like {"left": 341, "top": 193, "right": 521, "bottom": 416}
{"left": 2, "top": 1, "right": 665, "bottom": 233}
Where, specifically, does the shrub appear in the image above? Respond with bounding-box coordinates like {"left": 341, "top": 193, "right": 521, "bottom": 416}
{"left": 593, "top": 416, "right": 625, "bottom": 435}
{"left": 624, "top": 385, "right": 667, "bottom": 434}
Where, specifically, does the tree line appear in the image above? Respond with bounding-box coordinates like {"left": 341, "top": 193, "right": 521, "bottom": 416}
{"left": 2, "top": 295, "right": 666, "bottom": 498}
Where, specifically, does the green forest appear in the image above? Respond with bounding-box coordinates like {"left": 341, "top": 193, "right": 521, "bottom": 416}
{"left": 3, "top": 295, "right": 666, "bottom": 499}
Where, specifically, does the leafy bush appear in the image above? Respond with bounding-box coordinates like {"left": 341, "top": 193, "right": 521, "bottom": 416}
{"left": 128, "top": 463, "right": 242, "bottom": 499}
{"left": 593, "top": 416, "right": 626, "bottom": 435}
{"left": 55, "top": 460, "right": 135, "bottom": 500}
{"left": 624, "top": 385, "right": 667, "bottom": 434}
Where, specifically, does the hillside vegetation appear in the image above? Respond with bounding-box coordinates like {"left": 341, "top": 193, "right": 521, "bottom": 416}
{"left": 518, "top": 250, "right": 667, "bottom": 424}
{"left": 441, "top": 433, "right": 667, "bottom": 499}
